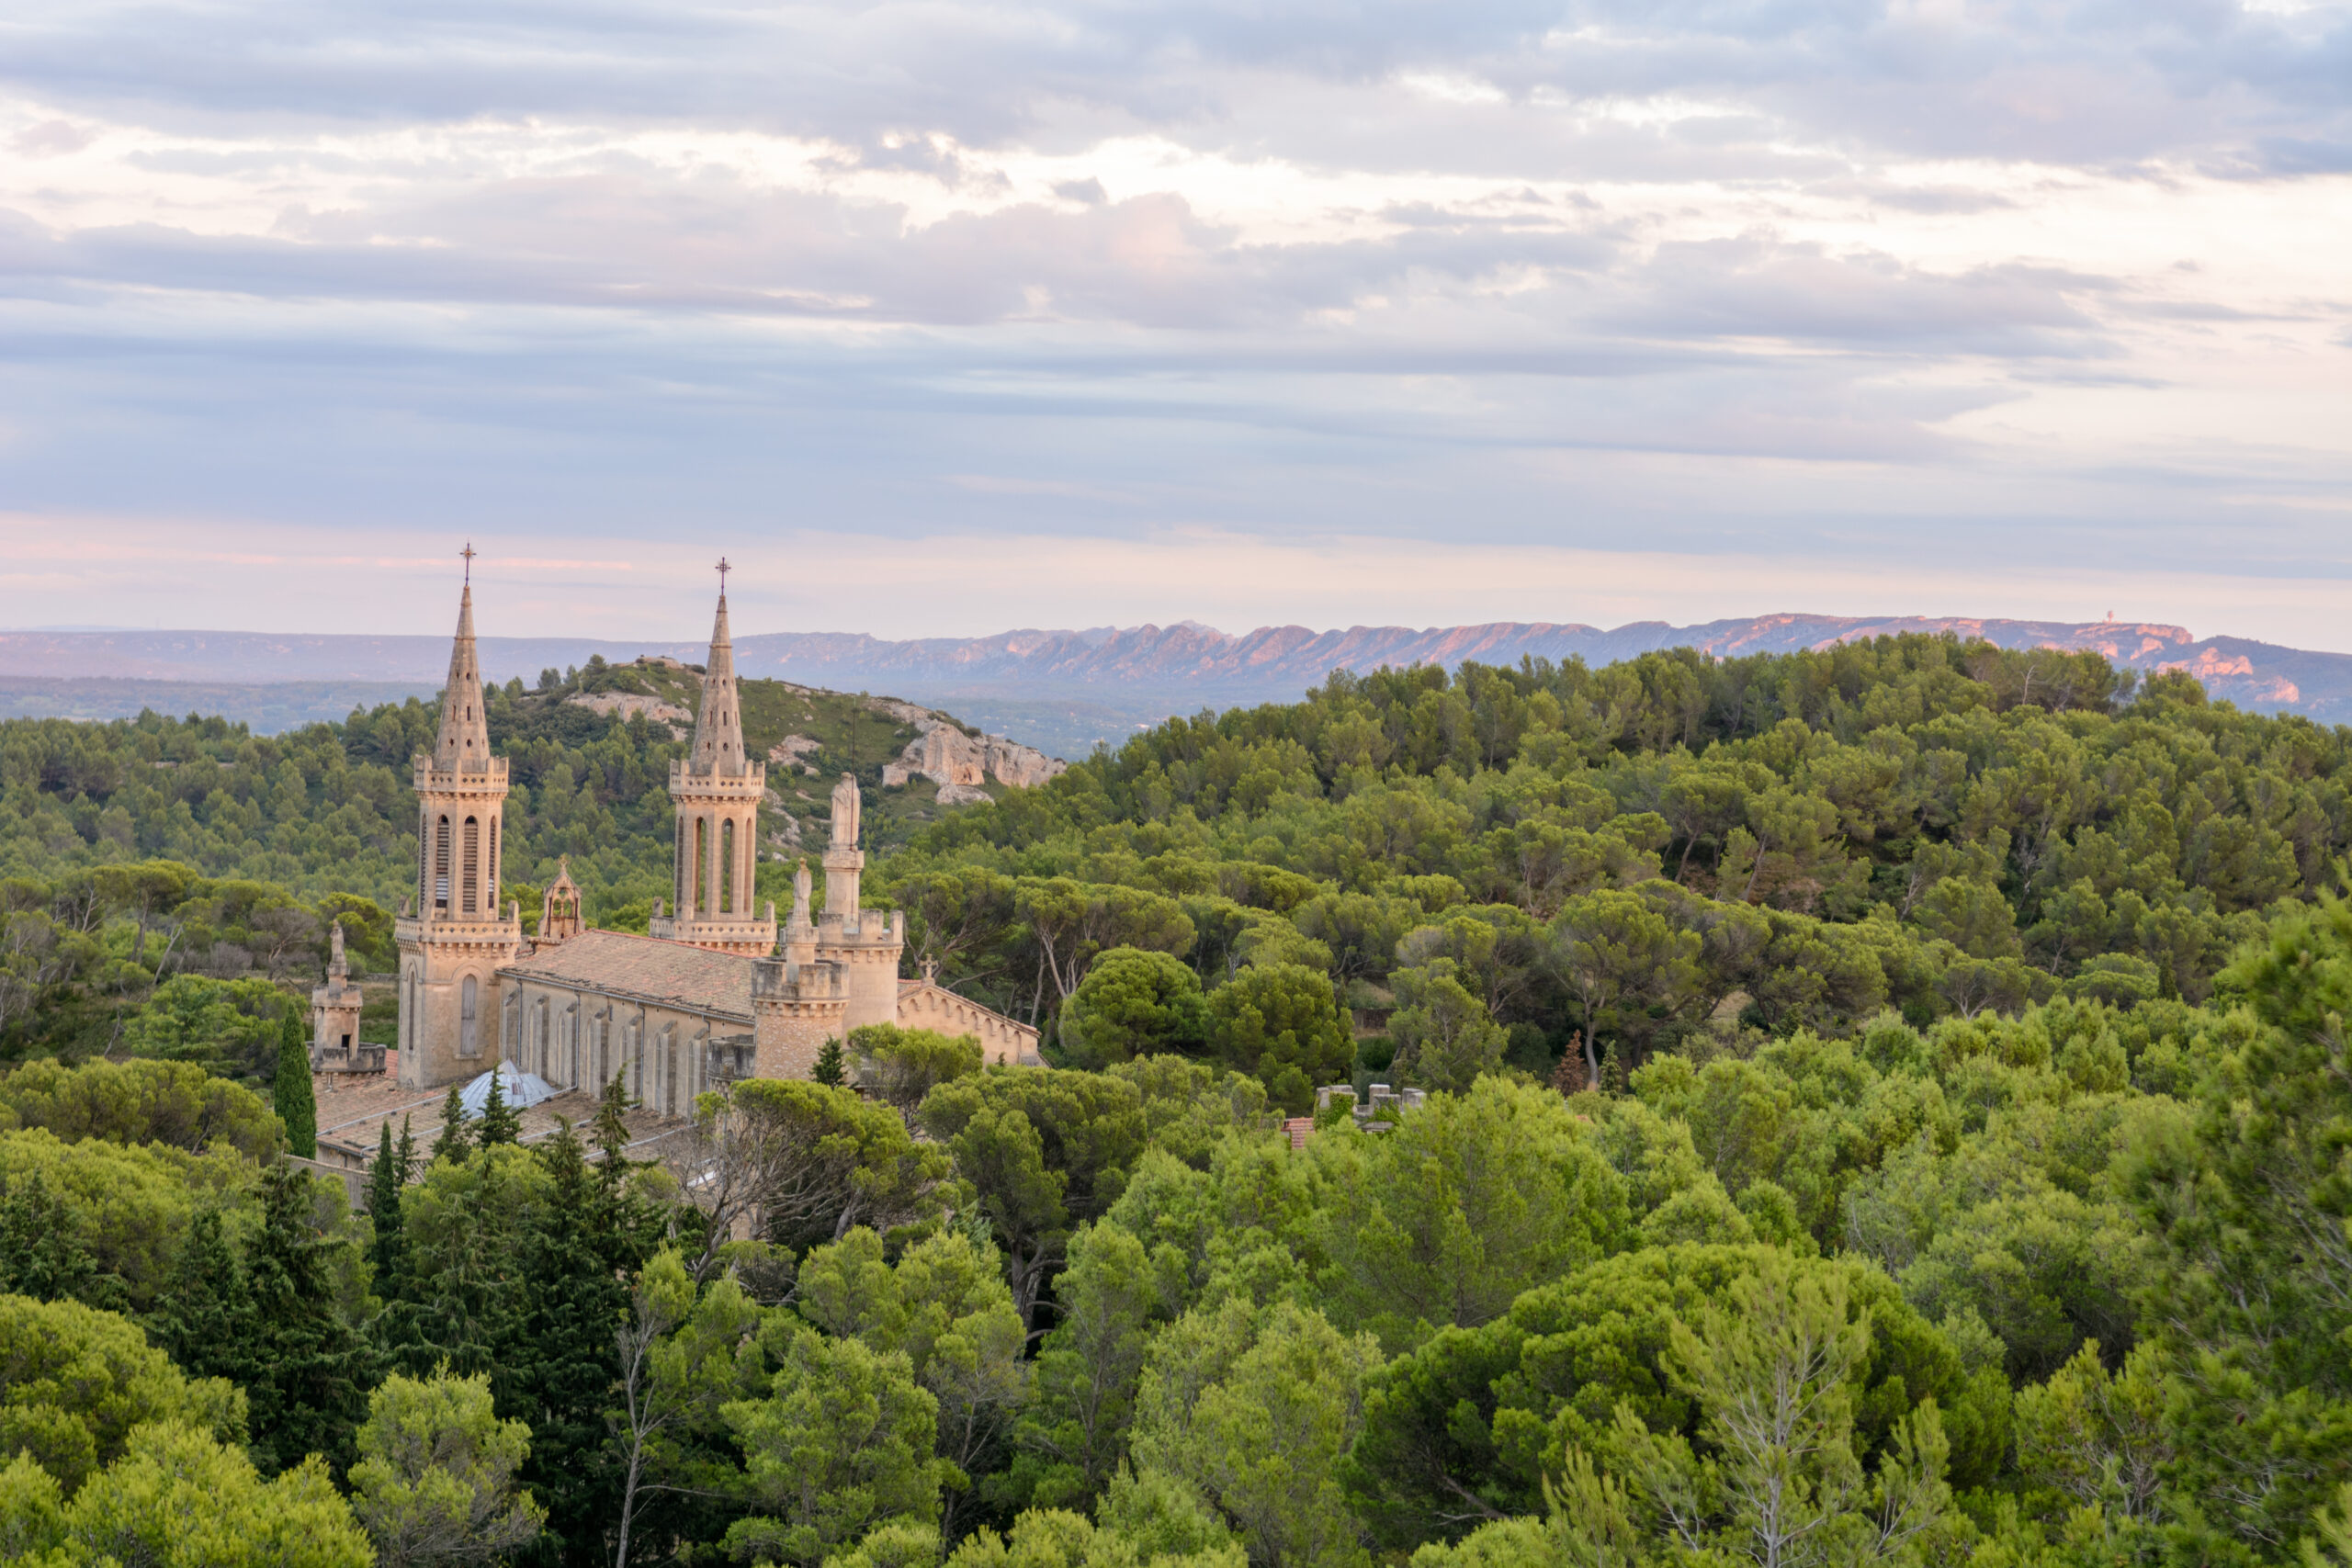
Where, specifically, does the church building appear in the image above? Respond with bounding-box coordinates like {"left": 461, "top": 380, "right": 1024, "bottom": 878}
{"left": 390, "top": 569, "right": 1039, "bottom": 1110}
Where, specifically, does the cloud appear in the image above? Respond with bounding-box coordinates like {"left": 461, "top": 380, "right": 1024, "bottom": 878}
{"left": 0, "top": 0, "right": 2341, "bottom": 644}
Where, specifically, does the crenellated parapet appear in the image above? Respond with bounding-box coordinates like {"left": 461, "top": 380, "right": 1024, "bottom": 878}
{"left": 751, "top": 952, "right": 850, "bottom": 1078}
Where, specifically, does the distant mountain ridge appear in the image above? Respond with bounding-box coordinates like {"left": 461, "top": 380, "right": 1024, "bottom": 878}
{"left": 0, "top": 615, "right": 2340, "bottom": 755}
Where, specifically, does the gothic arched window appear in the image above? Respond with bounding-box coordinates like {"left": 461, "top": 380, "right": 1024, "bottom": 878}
{"left": 460, "top": 974, "right": 479, "bottom": 1056}
{"left": 720, "top": 818, "right": 736, "bottom": 915}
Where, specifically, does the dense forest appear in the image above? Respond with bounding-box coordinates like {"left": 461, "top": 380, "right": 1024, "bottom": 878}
{"left": 3, "top": 633, "right": 2352, "bottom": 1565}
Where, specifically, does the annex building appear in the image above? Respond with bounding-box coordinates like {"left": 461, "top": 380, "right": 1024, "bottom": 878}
{"left": 383, "top": 570, "right": 1039, "bottom": 1112}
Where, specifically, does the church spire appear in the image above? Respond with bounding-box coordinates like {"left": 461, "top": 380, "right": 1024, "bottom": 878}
{"left": 654, "top": 556, "right": 775, "bottom": 955}
{"left": 431, "top": 548, "right": 491, "bottom": 772}
{"left": 689, "top": 558, "right": 746, "bottom": 778}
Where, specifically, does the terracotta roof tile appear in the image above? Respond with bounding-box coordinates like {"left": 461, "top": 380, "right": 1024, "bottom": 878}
{"left": 500, "top": 929, "right": 756, "bottom": 1021}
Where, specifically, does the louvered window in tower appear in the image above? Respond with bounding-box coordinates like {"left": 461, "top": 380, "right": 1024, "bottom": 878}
{"left": 720, "top": 818, "right": 735, "bottom": 914}
{"left": 434, "top": 818, "right": 451, "bottom": 909}
{"left": 462, "top": 818, "right": 480, "bottom": 912}
{"left": 694, "top": 818, "right": 708, "bottom": 915}
{"left": 487, "top": 818, "right": 499, "bottom": 911}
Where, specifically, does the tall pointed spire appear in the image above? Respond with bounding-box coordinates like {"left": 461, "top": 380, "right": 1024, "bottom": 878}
{"left": 655, "top": 556, "right": 772, "bottom": 954}
{"left": 689, "top": 561, "right": 746, "bottom": 778}
{"left": 432, "top": 556, "right": 492, "bottom": 772}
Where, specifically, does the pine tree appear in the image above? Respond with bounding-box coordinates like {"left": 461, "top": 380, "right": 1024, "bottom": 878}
{"left": 813, "top": 1036, "right": 846, "bottom": 1086}
{"left": 368, "top": 1117, "right": 412, "bottom": 1287}
{"left": 431, "top": 1083, "right": 472, "bottom": 1166}
{"left": 275, "top": 1008, "right": 317, "bottom": 1158}
{"left": 478, "top": 1068, "right": 522, "bottom": 1148}
{"left": 239, "top": 1160, "right": 377, "bottom": 1474}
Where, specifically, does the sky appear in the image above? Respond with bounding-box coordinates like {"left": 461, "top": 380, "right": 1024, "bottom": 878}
{"left": 0, "top": 0, "right": 2347, "bottom": 646}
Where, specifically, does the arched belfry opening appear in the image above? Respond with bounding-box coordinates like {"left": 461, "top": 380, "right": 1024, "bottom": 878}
{"left": 393, "top": 545, "right": 522, "bottom": 1091}
{"left": 649, "top": 559, "right": 775, "bottom": 956}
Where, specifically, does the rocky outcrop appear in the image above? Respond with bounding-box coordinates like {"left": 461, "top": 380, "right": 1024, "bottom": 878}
{"left": 761, "top": 789, "right": 807, "bottom": 848}
{"left": 567, "top": 691, "right": 691, "bottom": 738}
{"left": 881, "top": 718, "right": 1066, "bottom": 795}
{"left": 767, "top": 735, "right": 821, "bottom": 773}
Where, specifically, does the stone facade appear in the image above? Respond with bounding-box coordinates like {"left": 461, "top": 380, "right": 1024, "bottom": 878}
{"left": 394, "top": 576, "right": 526, "bottom": 1089}
{"left": 390, "top": 568, "right": 1040, "bottom": 1094}
{"left": 897, "top": 970, "right": 1038, "bottom": 1066}
{"left": 310, "top": 920, "right": 379, "bottom": 1074}
{"left": 650, "top": 589, "right": 778, "bottom": 957}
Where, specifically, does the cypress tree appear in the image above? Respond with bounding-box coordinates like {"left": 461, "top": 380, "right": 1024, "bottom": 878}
{"left": 478, "top": 1068, "right": 522, "bottom": 1147}
{"left": 813, "top": 1035, "right": 846, "bottom": 1086}
{"left": 275, "top": 1007, "right": 317, "bottom": 1158}
{"left": 149, "top": 1207, "right": 254, "bottom": 1385}
{"left": 0, "top": 1166, "right": 119, "bottom": 1309}
{"left": 378, "top": 1142, "right": 526, "bottom": 1389}
{"left": 592, "top": 1070, "right": 633, "bottom": 1192}
{"left": 368, "top": 1116, "right": 413, "bottom": 1286}
{"left": 239, "top": 1159, "right": 376, "bottom": 1474}
{"left": 431, "top": 1082, "right": 472, "bottom": 1166}
{"left": 514, "top": 1118, "right": 633, "bottom": 1559}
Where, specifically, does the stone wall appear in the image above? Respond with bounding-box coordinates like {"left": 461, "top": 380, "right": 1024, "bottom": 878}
{"left": 897, "top": 979, "right": 1041, "bottom": 1066}
{"left": 497, "top": 976, "right": 728, "bottom": 1115}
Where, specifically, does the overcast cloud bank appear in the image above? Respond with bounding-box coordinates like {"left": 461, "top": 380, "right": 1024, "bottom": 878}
{"left": 0, "top": 0, "right": 2346, "bottom": 642}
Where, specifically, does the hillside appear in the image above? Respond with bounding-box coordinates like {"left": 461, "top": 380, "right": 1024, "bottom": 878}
{"left": 16, "top": 631, "right": 2352, "bottom": 1565}
{"left": 5, "top": 612, "right": 2345, "bottom": 756}
{"left": 0, "top": 660, "right": 1052, "bottom": 923}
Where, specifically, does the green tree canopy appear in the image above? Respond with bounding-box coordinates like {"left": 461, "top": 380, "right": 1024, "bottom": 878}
{"left": 349, "top": 1366, "right": 545, "bottom": 1567}
{"left": 849, "top": 1023, "right": 986, "bottom": 1120}
{"left": 1060, "top": 949, "right": 1211, "bottom": 1069}
{"left": 0, "top": 1292, "right": 246, "bottom": 1496}
{"left": 0, "top": 1058, "right": 280, "bottom": 1161}
{"left": 1204, "top": 963, "right": 1352, "bottom": 1115}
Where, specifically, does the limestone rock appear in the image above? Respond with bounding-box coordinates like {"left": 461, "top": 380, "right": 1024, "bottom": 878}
{"left": 568, "top": 691, "right": 692, "bottom": 739}
{"left": 866, "top": 697, "right": 935, "bottom": 727}
{"left": 880, "top": 723, "right": 1067, "bottom": 795}
{"left": 759, "top": 793, "right": 806, "bottom": 848}
{"left": 767, "top": 734, "right": 821, "bottom": 769}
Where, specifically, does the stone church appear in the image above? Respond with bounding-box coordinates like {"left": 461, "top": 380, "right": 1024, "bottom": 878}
{"left": 390, "top": 572, "right": 1039, "bottom": 1111}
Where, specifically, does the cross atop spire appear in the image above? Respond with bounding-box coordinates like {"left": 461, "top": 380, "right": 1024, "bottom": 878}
{"left": 687, "top": 569, "right": 746, "bottom": 777}
{"left": 461, "top": 542, "right": 476, "bottom": 583}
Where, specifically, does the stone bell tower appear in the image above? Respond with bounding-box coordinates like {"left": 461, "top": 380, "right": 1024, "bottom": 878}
{"left": 394, "top": 547, "right": 524, "bottom": 1089}
{"left": 813, "top": 771, "right": 905, "bottom": 1032}
{"left": 650, "top": 561, "right": 777, "bottom": 956}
